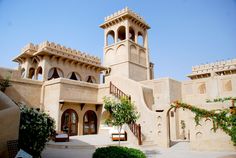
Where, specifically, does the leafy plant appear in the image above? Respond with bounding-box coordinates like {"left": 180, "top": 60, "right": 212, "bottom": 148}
{"left": 206, "top": 97, "right": 236, "bottom": 103}
{"left": 103, "top": 97, "right": 139, "bottom": 146}
{"left": 92, "top": 146, "right": 146, "bottom": 158}
{"left": 18, "top": 104, "right": 55, "bottom": 157}
{"left": 0, "top": 76, "right": 11, "bottom": 92}
{"left": 172, "top": 100, "right": 236, "bottom": 146}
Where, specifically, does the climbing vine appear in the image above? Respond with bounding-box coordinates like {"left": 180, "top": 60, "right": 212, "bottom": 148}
{"left": 206, "top": 97, "right": 236, "bottom": 103}
{"left": 171, "top": 99, "right": 236, "bottom": 146}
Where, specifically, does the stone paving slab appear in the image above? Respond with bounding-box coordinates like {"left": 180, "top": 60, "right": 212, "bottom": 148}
{"left": 42, "top": 143, "right": 236, "bottom": 158}
{"left": 42, "top": 135, "right": 236, "bottom": 158}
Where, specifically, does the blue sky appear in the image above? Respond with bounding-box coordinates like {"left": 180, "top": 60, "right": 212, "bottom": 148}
{"left": 0, "top": 0, "right": 235, "bottom": 80}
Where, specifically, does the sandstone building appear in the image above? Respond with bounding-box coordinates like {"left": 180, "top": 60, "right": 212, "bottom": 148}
{"left": 0, "top": 7, "right": 235, "bottom": 152}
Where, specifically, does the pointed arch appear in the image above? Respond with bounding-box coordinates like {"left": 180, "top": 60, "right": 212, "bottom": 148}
{"left": 48, "top": 67, "right": 64, "bottom": 80}
{"left": 67, "top": 72, "right": 81, "bottom": 81}
{"left": 86, "top": 75, "right": 96, "bottom": 83}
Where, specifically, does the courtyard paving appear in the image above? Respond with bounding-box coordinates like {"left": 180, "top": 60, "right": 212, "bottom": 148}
{"left": 42, "top": 135, "right": 236, "bottom": 158}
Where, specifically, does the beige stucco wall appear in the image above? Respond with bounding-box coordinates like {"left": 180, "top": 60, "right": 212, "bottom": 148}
{"left": 43, "top": 78, "right": 102, "bottom": 132}
{"left": 188, "top": 103, "right": 236, "bottom": 151}
{"left": 129, "top": 62, "right": 147, "bottom": 81}
{"left": 141, "top": 78, "right": 182, "bottom": 109}
{"left": 182, "top": 74, "right": 236, "bottom": 105}
{"left": 5, "top": 79, "right": 42, "bottom": 108}
{"left": 103, "top": 76, "right": 169, "bottom": 147}
{"left": 181, "top": 74, "right": 236, "bottom": 151}
{"left": 0, "top": 67, "right": 21, "bottom": 79}
{"left": 141, "top": 75, "right": 236, "bottom": 150}
{"left": 59, "top": 79, "right": 99, "bottom": 103}
{"left": 42, "top": 79, "right": 61, "bottom": 130}
{"left": 0, "top": 91, "right": 20, "bottom": 158}
{"left": 0, "top": 67, "right": 42, "bottom": 108}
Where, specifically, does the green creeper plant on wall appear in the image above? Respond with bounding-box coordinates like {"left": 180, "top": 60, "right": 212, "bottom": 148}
{"left": 0, "top": 76, "right": 11, "bottom": 92}
{"left": 171, "top": 97, "right": 236, "bottom": 146}
{"left": 103, "top": 97, "right": 139, "bottom": 146}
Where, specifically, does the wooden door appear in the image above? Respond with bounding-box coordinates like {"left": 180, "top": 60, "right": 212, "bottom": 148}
{"left": 83, "top": 110, "right": 97, "bottom": 135}
{"left": 61, "top": 109, "right": 78, "bottom": 136}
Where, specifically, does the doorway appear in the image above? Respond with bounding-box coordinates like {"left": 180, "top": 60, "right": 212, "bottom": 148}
{"left": 83, "top": 110, "right": 97, "bottom": 135}
{"left": 61, "top": 109, "right": 78, "bottom": 136}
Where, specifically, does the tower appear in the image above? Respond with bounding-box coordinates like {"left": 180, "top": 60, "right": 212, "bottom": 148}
{"left": 100, "top": 7, "right": 152, "bottom": 81}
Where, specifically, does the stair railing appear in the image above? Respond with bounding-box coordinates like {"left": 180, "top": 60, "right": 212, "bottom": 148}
{"left": 109, "top": 82, "right": 142, "bottom": 145}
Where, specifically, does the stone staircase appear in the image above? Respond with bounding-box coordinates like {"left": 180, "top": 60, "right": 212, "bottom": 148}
{"left": 109, "top": 82, "right": 143, "bottom": 145}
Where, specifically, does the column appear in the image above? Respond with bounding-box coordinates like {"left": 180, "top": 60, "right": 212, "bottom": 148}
{"left": 125, "top": 21, "right": 129, "bottom": 40}
{"left": 135, "top": 31, "right": 138, "bottom": 43}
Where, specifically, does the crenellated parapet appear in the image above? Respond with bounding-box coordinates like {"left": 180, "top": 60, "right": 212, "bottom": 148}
{"left": 14, "top": 41, "right": 102, "bottom": 66}
{"left": 21, "top": 43, "right": 38, "bottom": 54}
{"left": 188, "top": 58, "right": 236, "bottom": 79}
{"left": 104, "top": 7, "right": 144, "bottom": 23}
{"left": 37, "top": 41, "right": 101, "bottom": 65}
{"left": 100, "top": 7, "right": 150, "bottom": 29}
{"left": 192, "top": 59, "right": 236, "bottom": 74}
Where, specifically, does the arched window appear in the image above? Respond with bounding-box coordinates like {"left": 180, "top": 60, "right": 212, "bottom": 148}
{"left": 28, "top": 68, "right": 35, "bottom": 79}
{"left": 106, "top": 30, "right": 115, "bottom": 46}
{"left": 36, "top": 66, "right": 43, "bottom": 80}
{"left": 117, "top": 26, "right": 126, "bottom": 42}
{"left": 21, "top": 68, "right": 25, "bottom": 78}
{"left": 86, "top": 76, "right": 96, "bottom": 83}
{"left": 138, "top": 32, "right": 144, "bottom": 46}
{"left": 129, "top": 27, "right": 135, "bottom": 42}
{"left": 198, "top": 83, "right": 206, "bottom": 94}
{"left": 67, "top": 72, "right": 81, "bottom": 81}
{"left": 48, "top": 67, "right": 64, "bottom": 80}
{"left": 83, "top": 110, "right": 97, "bottom": 135}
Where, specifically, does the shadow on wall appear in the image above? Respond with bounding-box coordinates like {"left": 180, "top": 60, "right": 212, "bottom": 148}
{"left": 0, "top": 91, "right": 20, "bottom": 158}
{"left": 5, "top": 83, "right": 39, "bottom": 108}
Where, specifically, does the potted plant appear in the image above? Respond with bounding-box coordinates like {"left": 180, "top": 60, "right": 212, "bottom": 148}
{"left": 230, "top": 99, "right": 236, "bottom": 115}
{"left": 0, "top": 77, "right": 11, "bottom": 92}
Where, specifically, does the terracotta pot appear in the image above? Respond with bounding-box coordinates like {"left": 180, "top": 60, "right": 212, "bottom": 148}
{"left": 230, "top": 106, "right": 236, "bottom": 115}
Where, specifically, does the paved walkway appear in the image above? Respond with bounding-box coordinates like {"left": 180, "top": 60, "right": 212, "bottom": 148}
{"left": 142, "top": 142, "right": 236, "bottom": 158}
{"left": 42, "top": 135, "right": 236, "bottom": 158}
